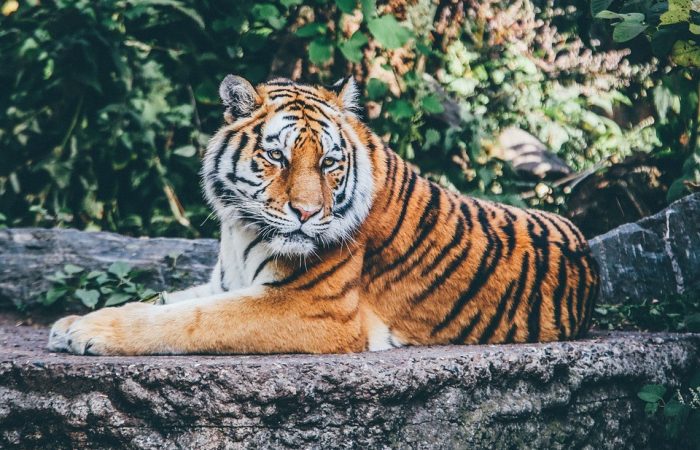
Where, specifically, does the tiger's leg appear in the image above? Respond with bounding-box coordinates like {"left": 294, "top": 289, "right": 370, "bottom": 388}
{"left": 47, "top": 286, "right": 365, "bottom": 355}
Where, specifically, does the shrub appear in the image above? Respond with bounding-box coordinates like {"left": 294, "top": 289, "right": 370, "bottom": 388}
{"left": 0, "top": 0, "right": 665, "bottom": 237}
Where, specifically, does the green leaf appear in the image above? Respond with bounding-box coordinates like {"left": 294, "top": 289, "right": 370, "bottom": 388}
{"left": 613, "top": 20, "right": 648, "bottom": 42}
{"left": 308, "top": 39, "right": 334, "bottom": 65}
{"left": 595, "top": 10, "right": 623, "bottom": 19}
{"left": 653, "top": 84, "right": 675, "bottom": 123}
{"left": 387, "top": 99, "right": 415, "bottom": 120}
{"left": 295, "top": 23, "right": 327, "bottom": 38}
{"left": 108, "top": 261, "right": 132, "bottom": 279}
{"left": 638, "top": 384, "right": 667, "bottom": 403}
{"left": 421, "top": 94, "right": 445, "bottom": 114}
{"left": 140, "top": 288, "right": 158, "bottom": 300}
{"left": 104, "top": 293, "right": 132, "bottom": 307}
{"left": 281, "top": 0, "right": 302, "bottom": 7}
{"left": 423, "top": 128, "right": 441, "bottom": 149}
{"left": 591, "top": 0, "right": 613, "bottom": 16}
{"left": 63, "top": 264, "right": 84, "bottom": 275}
{"left": 367, "top": 15, "right": 413, "bottom": 49}
{"left": 44, "top": 288, "right": 67, "bottom": 306}
{"left": 367, "top": 78, "right": 389, "bottom": 100}
{"left": 644, "top": 401, "right": 659, "bottom": 415}
{"left": 251, "top": 3, "right": 285, "bottom": 29}
{"left": 670, "top": 40, "right": 700, "bottom": 67}
{"left": 596, "top": 11, "right": 645, "bottom": 21}
{"left": 361, "top": 0, "right": 377, "bottom": 20}
{"left": 335, "top": 0, "right": 356, "bottom": 13}
{"left": 132, "top": 0, "right": 205, "bottom": 29}
{"left": 75, "top": 289, "right": 100, "bottom": 309}
{"left": 86, "top": 270, "right": 104, "bottom": 279}
{"left": 338, "top": 31, "right": 368, "bottom": 63}
{"left": 173, "top": 145, "right": 197, "bottom": 157}
{"left": 661, "top": 0, "right": 690, "bottom": 25}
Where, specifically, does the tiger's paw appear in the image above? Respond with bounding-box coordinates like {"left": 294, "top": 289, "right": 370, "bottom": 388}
{"left": 47, "top": 303, "right": 148, "bottom": 355}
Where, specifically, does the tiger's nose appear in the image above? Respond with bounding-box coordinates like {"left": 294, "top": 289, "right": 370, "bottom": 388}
{"left": 290, "top": 203, "right": 322, "bottom": 223}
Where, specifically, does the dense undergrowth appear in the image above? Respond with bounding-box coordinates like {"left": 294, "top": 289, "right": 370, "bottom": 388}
{"left": 1, "top": 0, "right": 698, "bottom": 239}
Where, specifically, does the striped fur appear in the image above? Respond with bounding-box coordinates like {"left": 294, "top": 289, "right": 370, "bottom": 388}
{"left": 47, "top": 77, "right": 600, "bottom": 355}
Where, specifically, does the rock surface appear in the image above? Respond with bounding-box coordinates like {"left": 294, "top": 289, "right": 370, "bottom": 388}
{"left": 1, "top": 194, "right": 698, "bottom": 309}
{"left": 589, "top": 192, "right": 700, "bottom": 304}
{"left": 0, "top": 228, "right": 218, "bottom": 310}
{"left": 0, "top": 321, "right": 698, "bottom": 449}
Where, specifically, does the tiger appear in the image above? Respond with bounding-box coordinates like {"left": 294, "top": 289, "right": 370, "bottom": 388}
{"left": 47, "top": 75, "right": 600, "bottom": 355}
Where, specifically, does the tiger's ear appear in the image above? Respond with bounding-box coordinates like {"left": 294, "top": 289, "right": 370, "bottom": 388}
{"left": 219, "top": 75, "right": 261, "bottom": 123}
{"left": 330, "top": 76, "right": 360, "bottom": 114}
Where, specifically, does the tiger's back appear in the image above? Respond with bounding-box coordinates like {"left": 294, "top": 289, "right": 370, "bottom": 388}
{"left": 359, "top": 149, "right": 599, "bottom": 346}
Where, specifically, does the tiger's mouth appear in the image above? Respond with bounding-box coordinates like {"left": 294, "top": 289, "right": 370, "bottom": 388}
{"left": 266, "top": 229, "right": 317, "bottom": 256}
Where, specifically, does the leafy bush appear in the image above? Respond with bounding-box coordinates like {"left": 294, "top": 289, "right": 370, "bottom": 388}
{"left": 0, "top": 0, "right": 680, "bottom": 237}
{"left": 42, "top": 262, "right": 156, "bottom": 310}
{"left": 594, "top": 0, "right": 700, "bottom": 202}
{"left": 638, "top": 372, "right": 700, "bottom": 449}
{"left": 593, "top": 293, "right": 700, "bottom": 332}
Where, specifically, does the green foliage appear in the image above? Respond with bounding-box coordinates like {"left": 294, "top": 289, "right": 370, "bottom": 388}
{"left": 593, "top": 293, "right": 700, "bottom": 332}
{"left": 638, "top": 371, "right": 700, "bottom": 448}
{"left": 42, "top": 262, "right": 156, "bottom": 310}
{"left": 0, "top": 0, "right": 684, "bottom": 238}
{"left": 595, "top": 0, "right": 700, "bottom": 202}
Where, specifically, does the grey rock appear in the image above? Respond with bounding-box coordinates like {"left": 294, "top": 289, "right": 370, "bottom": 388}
{"left": 590, "top": 192, "right": 700, "bottom": 304}
{"left": 0, "top": 323, "right": 698, "bottom": 449}
{"left": 0, "top": 228, "right": 218, "bottom": 309}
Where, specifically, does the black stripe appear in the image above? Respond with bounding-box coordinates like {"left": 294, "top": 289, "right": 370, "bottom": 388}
{"left": 227, "top": 173, "right": 262, "bottom": 187}
{"left": 219, "top": 260, "right": 228, "bottom": 291}
{"left": 504, "top": 324, "right": 518, "bottom": 343}
{"left": 384, "top": 149, "right": 398, "bottom": 200}
{"left": 573, "top": 258, "right": 589, "bottom": 336}
{"left": 478, "top": 279, "right": 517, "bottom": 344}
{"left": 372, "top": 184, "right": 440, "bottom": 278}
{"left": 552, "top": 254, "right": 568, "bottom": 339}
{"left": 333, "top": 139, "right": 358, "bottom": 216}
{"left": 412, "top": 237, "right": 472, "bottom": 305}
{"left": 566, "top": 287, "right": 576, "bottom": 336}
{"left": 507, "top": 252, "right": 531, "bottom": 321}
{"left": 383, "top": 197, "right": 458, "bottom": 287}
{"left": 431, "top": 201, "right": 504, "bottom": 336}
{"left": 252, "top": 256, "right": 274, "bottom": 282}
{"left": 420, "top": 203, "right": 466, "bottom": 276}
{"left": 317, "top": 279, "right": 360, "bottom": 301}
{"left": 451, "top": 311, "right": 482, "bottom": 344}
{"left": 525, "top": 214, "right": 551, "bottom": 343}
{"left": 581, "top": 258, "right": 600, "bottom": 334}
{"left": 264, "top": 259, "right": 322, "bottom": 288}
{"left": 366, "top": 170, "right": 417, "bottom": 258}
{"left": 243, "top": 235, "right": 265, "bottom": 261}
{"left": 294, "top": 255, "right": 353, "bottom": 290}
{"left": 492, "top": 204, "right": 517, "bottom": 257}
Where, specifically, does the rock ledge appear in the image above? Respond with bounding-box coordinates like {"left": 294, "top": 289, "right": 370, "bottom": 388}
{"left": 1, "top": 323, "right": 698, "bottom": 449}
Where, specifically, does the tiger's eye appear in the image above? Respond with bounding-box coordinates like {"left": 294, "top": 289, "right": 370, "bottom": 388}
{"left": 322, "top": 157, "right": 336, "bottom": 168}
{"left": 268, "top": 150, "right": 283, "bottom": 161}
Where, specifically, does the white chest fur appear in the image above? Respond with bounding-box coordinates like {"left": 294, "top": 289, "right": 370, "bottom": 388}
{"left": 209, "top": 223, "right": 276, "bottom": 293}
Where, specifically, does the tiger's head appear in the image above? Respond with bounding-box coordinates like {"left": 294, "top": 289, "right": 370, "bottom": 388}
{"left": 202, "top": 75, "right": 375, "bottom": 257}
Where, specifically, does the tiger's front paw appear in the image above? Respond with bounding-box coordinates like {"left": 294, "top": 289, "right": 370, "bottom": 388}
{"left": 47, "top": 303, "right": 148, "bottom": 355}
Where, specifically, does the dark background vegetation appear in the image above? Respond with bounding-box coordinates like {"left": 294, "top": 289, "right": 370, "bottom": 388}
{"left": 1, "top": 0, "right": 698, "bottom": 240}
